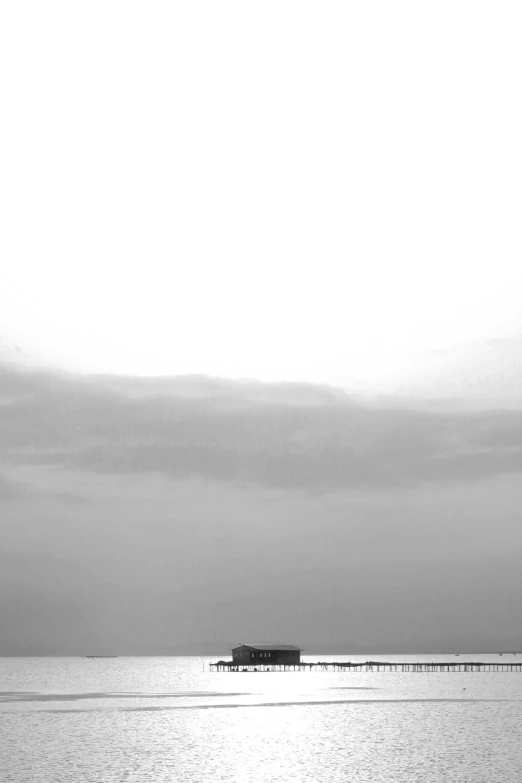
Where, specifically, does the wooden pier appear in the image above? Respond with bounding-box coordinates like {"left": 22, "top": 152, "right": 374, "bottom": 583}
{"left": 210, "top": 659, "right": 522, "bottom": 673}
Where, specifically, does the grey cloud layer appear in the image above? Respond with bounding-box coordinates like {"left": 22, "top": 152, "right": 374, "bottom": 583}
{"left": 1, "top": 366, "right": 521, "bottom": 490}
{"left": 2, "top": 364, "right": 522, "bottom": 655}
{"left": 0, "top": 472, "right": 15, "bottom": 499}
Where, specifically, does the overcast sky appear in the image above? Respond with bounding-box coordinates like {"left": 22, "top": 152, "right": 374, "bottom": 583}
{"left": 1, "top": 1, "right": 522, "bottom": 393}
{"left": 1, "top": 2, "right": 521, "bottom": 654}
{"left": 1, "top": 365, "right": 521, "bottom": 654}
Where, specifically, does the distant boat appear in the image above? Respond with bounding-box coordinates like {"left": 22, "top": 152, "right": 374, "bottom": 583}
{"left": 85, "top": 656, "right": 118, "bottom": 659}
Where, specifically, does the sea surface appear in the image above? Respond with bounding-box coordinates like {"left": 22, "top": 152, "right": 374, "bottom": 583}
{"left": 1, "top": 654, "right": 522, "bottom": 782}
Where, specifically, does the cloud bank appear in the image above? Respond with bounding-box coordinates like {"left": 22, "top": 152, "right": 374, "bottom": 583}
{"left": 1, "top": 363, "right": 521, "bottom": 654}
{"left": 2, "top": 365, "right": 521, "bottom": 492}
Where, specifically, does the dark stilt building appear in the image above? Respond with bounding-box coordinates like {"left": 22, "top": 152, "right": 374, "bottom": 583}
{"left": 232, "top": 644, "right": 302, "bottom": 666}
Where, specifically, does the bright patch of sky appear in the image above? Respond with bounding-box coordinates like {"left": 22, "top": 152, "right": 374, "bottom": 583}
{"left": 1, "top": 1, "right": 521, "bottom": 390}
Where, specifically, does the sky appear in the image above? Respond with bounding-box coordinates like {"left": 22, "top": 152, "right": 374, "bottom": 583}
{"left": 1, "top": 366, "right": 521, "bottom": 654}
{"left": 1, "top": 1, "right": 522, "bottom": 394}
{"left": 1, "top": 2, "right": 521, "bottom": 654}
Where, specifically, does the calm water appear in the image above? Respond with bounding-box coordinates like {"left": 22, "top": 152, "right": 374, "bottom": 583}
{"left": 1, "top": 655, "right": 522, "bottom": 782}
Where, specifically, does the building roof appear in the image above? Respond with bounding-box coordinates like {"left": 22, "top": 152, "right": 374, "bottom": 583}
{"left": 232, "top": 644, "right": 302, "bottom": 652}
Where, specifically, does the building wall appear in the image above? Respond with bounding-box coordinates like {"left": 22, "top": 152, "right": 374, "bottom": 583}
{"left": 232, "top": 648, "right": 252, "bottom": 664}
{"left": 272, "top": 651, "right": 300, "bottom": 664}
{"left": 232, "top": 647, "right": 301, "bottom": 665}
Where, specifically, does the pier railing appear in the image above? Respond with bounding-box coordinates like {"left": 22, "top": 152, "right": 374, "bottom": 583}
{"left": 210, "top": 660, "right": 522, "bottom": 673}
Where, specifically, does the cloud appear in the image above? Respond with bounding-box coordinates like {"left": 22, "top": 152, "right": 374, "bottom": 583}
{"left": 393, "top": 334, "right": 522, "bottom": 407}
{"left": 1, "top": 364, "right": 521, "bottom": 491}
{"left": 0, "top": 466, "right": 86, "bottom": 505}
{"left": 0, "top": 470, "right": 28, "bottom": 501}
{"left": 1, "top": 466, "right": 521, "bottom": 654}
{"left": 2, "top": 363, "right": 521, "bottom": 654}
{"left": 0, "top": 473, "right": 14, "bottom": 499}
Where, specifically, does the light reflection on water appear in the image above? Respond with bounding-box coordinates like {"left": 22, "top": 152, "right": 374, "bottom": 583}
{"left": 1, "top": 656, "right": 522, "bottom": 782}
